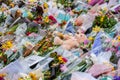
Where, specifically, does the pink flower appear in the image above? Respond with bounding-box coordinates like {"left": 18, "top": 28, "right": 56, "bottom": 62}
{"left": 84, "top": 40, "right": 89, "bottom": 45}
{"left": 60, "top": 64, "right": 68, "bottom": 72}
{"left": 28, "top": 33, "right": 38, "bottom": 37}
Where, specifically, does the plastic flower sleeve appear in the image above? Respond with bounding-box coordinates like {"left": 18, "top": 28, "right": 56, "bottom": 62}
{"left": 108, "top": 0, "right": 118, "bottom": 8}
{"left": 0, "top": 60, "right": 27, "bottom": 80}
{"left": 91, "top": 51, "right": 112, "bottom": 64}
{"left": 80, "top": 13, "right": 96, "bottom": 32}
{"left": 88, "top": 51, "right": 114, "bottom": 77}
{"left": 71, "top": 72, "right": 97, "bottom": 80}
{"left": 87, "top": 63, "right": 114, "bottom": 77}
{"left": 15, "top": 23, "right": 27, "bottom": 36}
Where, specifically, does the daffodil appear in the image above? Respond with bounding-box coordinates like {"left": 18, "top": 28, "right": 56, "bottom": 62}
{"left": 93, "top": 26, "right": 101, "bottom": 32}
{"left": 88, "top": 36, "right": 94, "bottom": 41}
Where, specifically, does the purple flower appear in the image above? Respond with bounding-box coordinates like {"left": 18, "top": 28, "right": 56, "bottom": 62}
{"left": 115, "top": 6, "right": 120, "bottom": 13}
{"left": 88, "top": 0, "right": 104, "bottom": 6}
{"left": 114, "top": 76, "right": 120, "bottom": 80}
{"left": 60, "top": 64, "right": 68, "bottom": 72}
{"left": 84, "top": 40, "right": 89, "bottom": 45}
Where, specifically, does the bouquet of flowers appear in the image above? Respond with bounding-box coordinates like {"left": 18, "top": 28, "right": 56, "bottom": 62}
{"left": 0, "top": 12, "right": 6, "bottom": 24}
{"left": 56, "top": 0, "right": 74, "bottom": 8}
{"left": 23, "top": 32, "right": 58, "bottom": 57}
{"left": 43, "top": 52, "right": 67, "bottom": 80}
{"left": 92, "top": 14, "right": 117, "bottom": 33}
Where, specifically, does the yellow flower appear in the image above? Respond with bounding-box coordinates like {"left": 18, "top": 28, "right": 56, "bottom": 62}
{"left": 88, "top": 36, "right": 94, "bottom": 41}
{"left": 44, "top": 16, "right": 50, "bottom": 23}
{"left": 117, "top": 36, "right": 120, "bottom": 42}
{"left": 103, "top": 7, "right": 108, "bottom": 11}
{"left": 100, "top": 16, "right": 105, "bottom": 22}
{"left": 93, "top": 26, "right": 101, "bottom": 32}
{"left": 99, "top": 11, "right": 103, "bottom": 15}
{"left": 1, "top": 7, "right": 7, "bottom": 12}
{"left": 28, "top": 12, "right": 33, "bottom": 19}
{"left": 2, "top": 40, "right": 13, "bottom": 50}
{"left": 58, "top": 56, "right": 63, "bottom": 61}
{"left": 29, "top": 73, "right": 37, "bottom": 80}
{"left": 43, "top": 3, "right": 49, "bottom": 9}
{"left": 58, "top": 56, "right": 64, "bottom": 63}
{"left": 88, "top": 0, "right": 91, "bottom": 3}
{"left": 29, "top": 0, "right": 37, "bottom": 2}
{"left": 44, "top": 9, "right": 48, "bottom": 13}
{"left": 9, "top": 3, "right": 15, "bottom": 8}
{"left": 18, "top": 78, "right": 23, "bottom": 80}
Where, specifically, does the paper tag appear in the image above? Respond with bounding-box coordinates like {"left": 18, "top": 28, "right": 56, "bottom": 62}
{"left": 23, "top": 55, "right": 45, "bottom": 67}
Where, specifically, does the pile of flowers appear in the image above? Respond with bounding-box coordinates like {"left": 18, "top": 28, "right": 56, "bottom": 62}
{"left": 0, "top": 0, "right": 120, "bottom": 80}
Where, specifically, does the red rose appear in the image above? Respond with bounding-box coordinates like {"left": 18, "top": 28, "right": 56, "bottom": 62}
{"left": 62, "top": 58, "right": 67, "bottom": 63}
{"left": 49, "top": 15, "right": 57, "bottom": 24}
{"left": 26, "top": 32, "right": 31, "bottom": 36}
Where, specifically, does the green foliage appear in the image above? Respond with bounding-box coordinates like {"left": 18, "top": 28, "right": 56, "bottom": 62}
{"left": 92, "top": 15, "right": 117, "bottom": 33}
{"left": 26, "top": 26, "right": 39, "bottom": 33}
